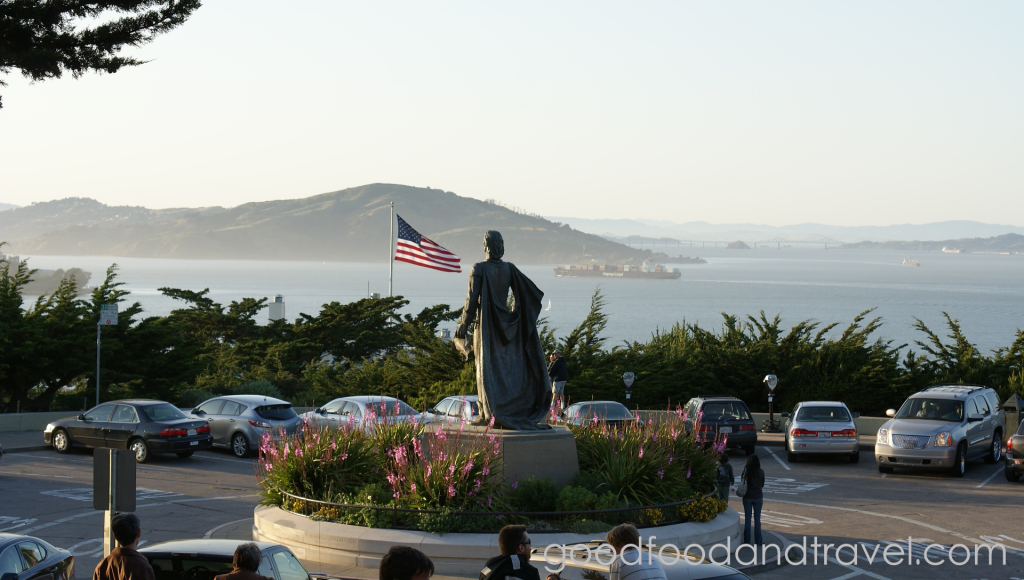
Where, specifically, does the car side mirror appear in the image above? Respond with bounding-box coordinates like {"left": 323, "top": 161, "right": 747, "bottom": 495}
{"left": 780, "top": 412, "right": 790, "bottom": 418}
{"left": 852, "top": 412, "right": 860, "bottom": 419}
{"left": 78, "top": 414, "right": 87, "bottom": 421}
{"left": 885, "top": 409, "right": 896, "bottom": 418}
{"left": 193, "top": 408, "right": 204, "bottom": 415}
{"left": 3, "top": 572, "right": 19, "bottom": 580}
{"left": 968, "top": 413, "right": 984, "bottom": 423}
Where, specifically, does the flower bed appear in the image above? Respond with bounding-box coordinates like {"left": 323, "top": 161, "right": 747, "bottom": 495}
{"left": 257, "top": 403, "right": 728, "bottom": 533}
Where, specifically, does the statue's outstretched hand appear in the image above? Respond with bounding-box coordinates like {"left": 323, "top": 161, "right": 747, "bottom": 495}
{"left": 454, "top": 324, "right": 467, "bottom": 339}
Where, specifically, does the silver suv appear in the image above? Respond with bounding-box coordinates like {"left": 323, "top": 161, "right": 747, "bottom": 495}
{"left": 876, "top": 385, "right": 1004, "bottom": 477}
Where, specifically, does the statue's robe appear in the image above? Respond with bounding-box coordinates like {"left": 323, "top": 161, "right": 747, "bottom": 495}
{"left": 461, "top": 259, "right": 551, "bottom": 430}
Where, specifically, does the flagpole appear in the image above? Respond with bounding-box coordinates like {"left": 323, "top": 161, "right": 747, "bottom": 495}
{"left": 389, "top": 201, "right": 394, "bottom": 297}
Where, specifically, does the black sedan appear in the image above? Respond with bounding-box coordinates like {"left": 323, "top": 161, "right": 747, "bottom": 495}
{"left": 0, "top": 533, "right": 74, "bottom": 580}
{"left": 43, "top": 400, "right": 212, "bottom": 463}
{"left": 559, "top": 401, "right": 634, "bottom": 427}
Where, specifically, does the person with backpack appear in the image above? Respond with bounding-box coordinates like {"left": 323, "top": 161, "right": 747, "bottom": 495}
{"left": 715, "top": 454, "right": 734, "bottom": 502}
{"left": 479, "top": 525, "right": 540, "bottom": 580}
{"left": 736, "top": 454, "right": 766, "bottom": 546}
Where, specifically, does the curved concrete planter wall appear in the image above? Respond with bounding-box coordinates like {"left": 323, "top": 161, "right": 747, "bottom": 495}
{"left": 253, "top": 505, "right": 740, "bottom": 576}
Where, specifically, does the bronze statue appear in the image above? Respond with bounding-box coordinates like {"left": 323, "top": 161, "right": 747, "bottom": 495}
{"left": 454, "top": 231, "right": 552, "bottom": 430}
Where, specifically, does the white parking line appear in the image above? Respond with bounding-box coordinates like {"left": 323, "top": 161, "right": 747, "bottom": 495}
{"left": 762, "top": 446, "right": 791, "bottom": 471}
{"left": 191, "top": 454, "right": 256, "bottom": 465}
{"left": 976, "top": 467, "right": 1002, "bottom": 488}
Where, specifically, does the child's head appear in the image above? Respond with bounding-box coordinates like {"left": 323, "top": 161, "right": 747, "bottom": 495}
{"left": 719, "top": 454, "right": 729, "bottom": 464}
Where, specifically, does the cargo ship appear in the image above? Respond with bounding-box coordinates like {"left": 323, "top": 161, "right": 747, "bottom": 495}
{"left": 554, "top": 259, "right": 682, "bottom": 279}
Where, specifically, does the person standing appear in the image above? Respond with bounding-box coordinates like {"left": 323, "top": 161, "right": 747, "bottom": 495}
{"left": 716, "top": 454, "right": 734, "bottom": 502}
{"left": 213, "top": 544, "right": 273, "bottom": 580}
{"left": 479, "top": 525, "right": 540, "bottom": 580}
{"left": 547, "top": 350, "right": 567, "bottom": 410}
{"left": 741, "top": 454, "right": 766, "bottom": 546}
{"left": 379, "top": 546, "right": 434, "bottom": 580}
{"left": 92, "top": 514, "right": 155, "bottom": 580}
{"left": 605, "top": 524, "right": 667, "bottom": 580}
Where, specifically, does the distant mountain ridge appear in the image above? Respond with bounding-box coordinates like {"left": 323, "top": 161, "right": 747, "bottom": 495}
{"left": 548, "top": 216, "right": 1024, "bottom": 244}
{"left": 0, "top": 202, "right": 18, "bottom": 212}
{"left": 843, "top": 233, "right": 1024, "bottom": 254}
{"left": 2, "top": 185, "right": 660, "bottom": 265}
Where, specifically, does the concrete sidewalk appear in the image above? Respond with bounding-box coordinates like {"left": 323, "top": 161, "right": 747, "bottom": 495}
{"left": 0, "top": 430, "right": 51, "bottom": 453}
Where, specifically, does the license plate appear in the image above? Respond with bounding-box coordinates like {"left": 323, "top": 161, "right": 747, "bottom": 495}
{"left": 720, "top": 426, "right": 732, "bottom": 433}
{"left": 817, "top": 432, "right": 831, "bottom": 438}
{"left": 190, "top": 441, "right": 198, "bottom": 446}
{"left": 187, "top": 429, "right": 196, "bottom": 436}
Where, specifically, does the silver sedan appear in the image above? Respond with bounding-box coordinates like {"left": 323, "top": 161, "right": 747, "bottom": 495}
{"left": 299, "top": 395, "right": 421, "bottom": 430}
{"left": 190, "top": 395, "right": 301, "bottom": 457}
{"left": 782, "top": 401, "right": 860, "bottom": 463}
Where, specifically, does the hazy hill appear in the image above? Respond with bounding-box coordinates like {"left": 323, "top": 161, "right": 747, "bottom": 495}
{"left": 549, "top": 216, "right": 1024, "bottom": 244}
{"left": 0, "top": 197, "right": 224, "bottom": 240}
{"left": 842, "top": 233, "right": 1024, "bottom": 254}
{"left": 5, "top": 185, "right": 660, "bottom": 265}
{"left": 0, "top": 202, "right": 18, "bottom": 212}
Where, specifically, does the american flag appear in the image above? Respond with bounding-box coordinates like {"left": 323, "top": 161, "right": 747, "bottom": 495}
{"left": 395, "top": 215, "right": 461, "bottom": 273}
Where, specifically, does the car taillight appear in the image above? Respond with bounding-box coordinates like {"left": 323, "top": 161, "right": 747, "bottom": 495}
{"left": 832, "top": 429, "right": 857, "bottom": 437}
{"left": 197, "top": 424, "right": 210, "bottom": 434}
{"left": 698, "top": 424, "right": 714, "bottom": 432}
{"left": 249, "top": 420, "right": 272, "bottom": 428}
{"left": 1009, "top": 439, "right": 1014, "bottom": 455}
{"left": 792, "top": 428, "right": 817, "bottom": 437}
{"left": 739, "top": 424, "right": 755, "bottom": 431}
{"left": 160, "top": 427, "right": 187, "bottom": 437}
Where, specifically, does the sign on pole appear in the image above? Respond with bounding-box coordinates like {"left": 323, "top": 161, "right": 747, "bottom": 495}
{"left": 94, "top": 448, "right": 136, "bottom": 556}
{"left": 100, "top": 304, "right": 118, "bottom": 326}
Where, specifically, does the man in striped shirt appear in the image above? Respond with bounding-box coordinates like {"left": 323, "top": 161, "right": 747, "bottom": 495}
{"left": 606, "top": 524, "right": 667, "bottom": 580}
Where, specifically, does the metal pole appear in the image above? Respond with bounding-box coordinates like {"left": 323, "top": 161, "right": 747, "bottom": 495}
{"left": 388, "top": 202, "right": 394, "bottom": 297}
{"left": 96, "top": 323, "right": 101, "bottom": 407}
{"left": 104, "top": 449, "right": 118, "bottom": 556}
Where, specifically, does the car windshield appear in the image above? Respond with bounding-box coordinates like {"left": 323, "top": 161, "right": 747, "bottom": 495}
{"left": 579, "top": 403, "right": 632, "bottom": 420}
{"left": 896, "top": 398, "right": 964, "bottom": 422}
{"left": 143, "top": 403, "right": 188, "bottom": 421}
{"left": 255, "top": 404, "right": 297, "bottom": 421}
{"left": 702, "top": 402, "right": 751, "bottom": 421}
{"left": 148, "top": 556, "right": 232, "bottom": 580}
{"left": 364, "top": 400, "right": 417, "bottom": 416}
{"left": 796, "top": 406, "right": 851, "bottom": 422}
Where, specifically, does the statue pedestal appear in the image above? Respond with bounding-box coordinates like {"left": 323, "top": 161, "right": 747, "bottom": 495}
{"left": 439, "top": 424, "right": 580, "bottom": 486}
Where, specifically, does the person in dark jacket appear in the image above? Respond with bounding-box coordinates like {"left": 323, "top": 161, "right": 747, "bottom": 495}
{"left": 716, "top": 454, "right": 734, "bottom": 502}
{"left": 480, "top": 525, "right": 540, "bottom": 580}
{"left": 547, "top": 351, "right": 568, "bottom": 409}
{"left": 741, "top": 454, "right": 766, "bottom": 546}
{"left": 93, "top": 514, "right": 155, "bottom": 580}
{"left": 212, "top": 544, "right": 273, "bottom": 580}
{"left": 380, "top": 546, "right": 434, "bottom": 580}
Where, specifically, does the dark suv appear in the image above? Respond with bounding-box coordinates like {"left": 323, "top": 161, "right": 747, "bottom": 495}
{"left": 683, "top": 396, "right": 757, "bottom": 455}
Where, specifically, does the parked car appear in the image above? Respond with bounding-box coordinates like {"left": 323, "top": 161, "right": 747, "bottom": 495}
{"left": 1005, "top": 417, "right": 1024, "bottom": 482}
{"left": 139, "top": 539, "right": 334, "bottom": 580}
{"left": 189, "top": 395, "right": 301, "bottom": 458}
{"left": 876, "top": 385, "right": 1005, "bottom": 477}
{"left": 532, "top": 541, "right": 750, "bottom": 580}
{"left": 423, "top": 395, "right": 480, "bottom": 424}
{"left": 0, "top": 533, "right": 74, "bottom": 580}
{"left": 299, "top": 396, "right": 421, "bottom": 430}
{"left": 683, "top": 396, "right": 757, "bottom": 455}
{"left": 44, "top": 400, "right": 211, "bottom": 463}
{"left": 781, "top": 401, "right": 860, "bottom": 463}
{"left": 559, "top": 401, "right": 634, "bottom": 427}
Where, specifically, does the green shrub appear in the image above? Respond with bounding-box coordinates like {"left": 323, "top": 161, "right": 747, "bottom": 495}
{"left": 568, "top": 519, "right": 613, "bottom": 534}
{"left": 179, "top": 389, "right": 215, "bottom": 409}
{"left": 234, "top": 380, "right": 282, "bottom": 399}
{"left": 571, "top": 471, "right": 606, "bottom": 493}
{"left": 557, "top": 486, "right": 597, "bottom": 512}
{"left": 509, "top": 477, "right": 559, "bottom": 512}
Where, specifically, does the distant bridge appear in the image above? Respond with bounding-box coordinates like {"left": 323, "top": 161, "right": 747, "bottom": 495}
{"left": 622, "top": 236, "right": 846, "bottom": 250}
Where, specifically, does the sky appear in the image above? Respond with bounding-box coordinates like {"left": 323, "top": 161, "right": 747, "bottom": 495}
{"left": 1, "top": 1, "right": 1022, "bottom": 227}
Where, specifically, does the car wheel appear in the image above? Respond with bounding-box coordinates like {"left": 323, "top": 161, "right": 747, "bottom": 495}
{"left": 984, "top": 432, "right": 1002, "bottom": 464}
{"left": 878, "top": 464, "right": 894, "bottom": 473}
{"left": 176, "top": 450, "right": 194, "bottom": 458}
{"left": 787, "top": 450, "right": 799, "bottom": 463}
{"left": 1006, "top": 467, "right": 1021, "bottom": 482}
{"left": 849, "top": 451, "right": 860, "bottom": 463}
{"left": 950, "top": 443, "right": 967, "bottom": 477}
{"left": 743, "top": 446, "right": 755, "bottom": 456}
{"left": 232, "top": 433, "right": 250, "bottom": 458}
{"left": 52, "top": 429, "right": 71, "bottom": 453}
{"left": 129, "top": 438, "right": 150, "bottom": 463}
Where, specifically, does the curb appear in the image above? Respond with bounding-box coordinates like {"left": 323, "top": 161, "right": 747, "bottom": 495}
{"left": 1, "top": 445, "right": 52, "bottom": 454}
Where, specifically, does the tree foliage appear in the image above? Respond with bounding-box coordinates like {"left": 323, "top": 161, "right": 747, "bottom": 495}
{"left": 0, "top": 0, "right": 201, "bottom": 108}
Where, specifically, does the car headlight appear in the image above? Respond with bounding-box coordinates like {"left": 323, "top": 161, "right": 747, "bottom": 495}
{"left": 934, "top": 432, "right": 954, "bottom": 447}
{"left": 877, "top": 428, "right": 888, "bottom": 445}
{"left": 44, "top": 423, "right": 55, "bottom": 433}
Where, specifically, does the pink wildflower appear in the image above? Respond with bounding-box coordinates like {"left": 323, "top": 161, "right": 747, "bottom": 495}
{"left": 639, "top": 446, "right": 644, "bottom": 459}
{"left": 657, "top": 470, "right": 664, "bottom": 479}
{"left": 511, "top": 480, "right": 518, "bottom": 489}
{"left": 686, "top": 468, "right": 691, "bottom": 478}
{"left": 448, "top": 485, "right": 456, "bottom": 497}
